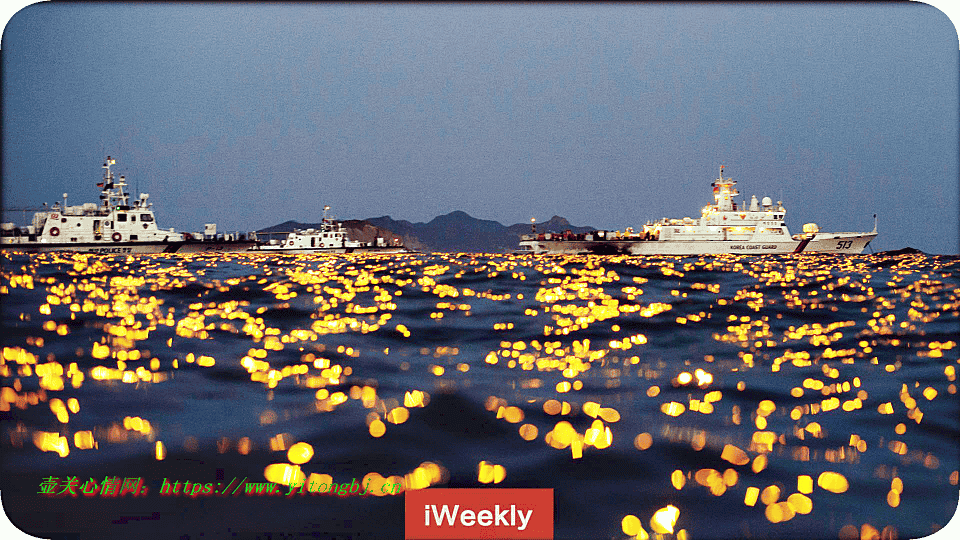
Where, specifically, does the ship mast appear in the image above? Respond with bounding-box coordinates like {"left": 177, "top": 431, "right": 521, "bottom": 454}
{"left": 99, "top": 156, "right": 130, "bottom": 210}
{"left": 713, "top": 165, "right": 739, "bottom": 212}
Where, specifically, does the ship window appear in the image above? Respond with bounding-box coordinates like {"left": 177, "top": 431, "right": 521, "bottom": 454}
{"left": 140, "top": 214, "right": 153, "bottom": 222}
{"left": 311, "top": 238, "right": 315, "bottom": 247}
{"left": 131, "top": 215, "right": 137, "bottom": 222}
{"left": 61, "top": 217, "right": 67, "bottom": 223}
{"left": 117, "top": 214, "right": 127, "bottom": 222}
{"left": 130, "top": 235, "right": 138, "bottom": 241}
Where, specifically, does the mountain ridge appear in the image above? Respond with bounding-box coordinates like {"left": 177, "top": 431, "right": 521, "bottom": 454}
{"left": 258, "top": 210, "right": 595, "bottom": 253}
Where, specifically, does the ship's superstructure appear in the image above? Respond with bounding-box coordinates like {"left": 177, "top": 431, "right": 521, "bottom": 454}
{"left": 518, "top": 166, "right": 877, "bottom": 255}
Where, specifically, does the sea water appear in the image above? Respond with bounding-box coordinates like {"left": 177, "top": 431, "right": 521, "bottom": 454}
{"left": 1, "top": 251, "right": 957, "bottom": 539}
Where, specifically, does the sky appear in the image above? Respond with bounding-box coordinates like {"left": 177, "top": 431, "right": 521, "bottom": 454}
{"left": 1, "top": 2, "right": 958, "bottom": 254}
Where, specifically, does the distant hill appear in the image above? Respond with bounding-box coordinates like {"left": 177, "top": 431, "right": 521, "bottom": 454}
{"left": 874, "top": 247, "right": 924, "bottom": 256}
{"left": 258, "top": 211, "right": 595, "bottom": 253}
{"left": 505, "top": 215, "right": 594, "bottom": 238}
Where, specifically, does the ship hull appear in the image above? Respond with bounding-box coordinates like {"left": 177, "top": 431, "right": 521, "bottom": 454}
{"left": 0, "top": 239, "right": 259, "bottom": 254}
{"left": 518, "top": 231, "right": 876, "bottom": 255}
{"left": 251, "top": 246, "right": 412, "bottom": 255}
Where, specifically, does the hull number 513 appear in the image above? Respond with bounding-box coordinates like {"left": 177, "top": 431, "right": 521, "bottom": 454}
{"left": 836, "top": 241, "right": 853, "bottom": 250}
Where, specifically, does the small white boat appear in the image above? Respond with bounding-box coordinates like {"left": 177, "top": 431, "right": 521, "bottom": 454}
{"left": 253, "top": 206, "right": 410, "bottom": 254}
{"left": 1, "top": 156, "right": 258, "bottom": 253}
{"left": 518, "top": 166, "right": 877, "bottom": 255}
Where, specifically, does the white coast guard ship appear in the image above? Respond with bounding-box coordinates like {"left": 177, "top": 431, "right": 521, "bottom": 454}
{"left": 0, "top": 156, "right": 258, "bottom": 253}
{"left": 254, "top": 205, "right": 409, "bottom": 254}
{"left": 518, "top": 166, "right": 877, "bottom": 255}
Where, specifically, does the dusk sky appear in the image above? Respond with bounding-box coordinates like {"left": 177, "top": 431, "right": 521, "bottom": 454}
{"left": 2, "top": 2, "right": 958, "bottom": 254}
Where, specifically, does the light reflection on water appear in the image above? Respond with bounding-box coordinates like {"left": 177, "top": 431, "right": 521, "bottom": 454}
{"left": 1, "top": 251, "right": 958, "bottom": 539}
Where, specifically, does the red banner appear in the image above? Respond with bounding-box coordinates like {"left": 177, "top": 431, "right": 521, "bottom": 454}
{"left": 405, "top": 488, "right": 553, "bottom": 539}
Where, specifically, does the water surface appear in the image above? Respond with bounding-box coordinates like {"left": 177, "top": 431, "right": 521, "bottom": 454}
{"left": 1, "top": 251, "right": 957, "bottom": 539}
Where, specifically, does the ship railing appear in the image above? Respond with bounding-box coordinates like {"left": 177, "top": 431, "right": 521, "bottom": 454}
{"left": 255, "top": 231, "right": 295, "bottom": 243}
{"left": 182, "top": 230, "right": 260, "bottom": 242}
{"left": 206, "top": 231, "right": 260, "bottom": 242}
